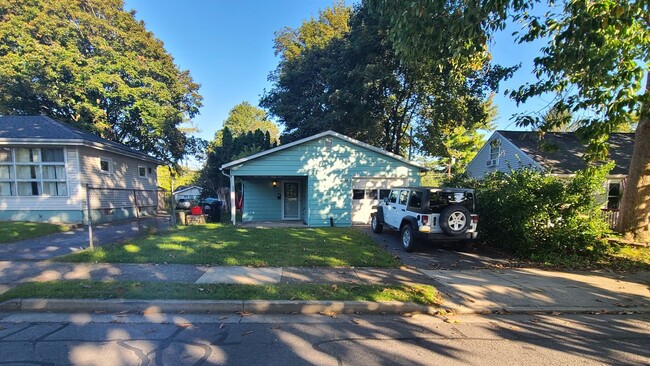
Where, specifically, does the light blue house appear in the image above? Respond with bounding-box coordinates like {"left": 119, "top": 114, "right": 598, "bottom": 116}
{"left": 220, "top": 131, "right": 426, "bottom": 227}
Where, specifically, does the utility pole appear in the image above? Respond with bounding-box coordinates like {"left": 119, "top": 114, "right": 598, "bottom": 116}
{"left": 408, "top": 127, "right": 413, "bottom": 160}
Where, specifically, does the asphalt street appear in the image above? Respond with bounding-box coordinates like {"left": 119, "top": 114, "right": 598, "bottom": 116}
{"left": 0, "top": 312, "right": 648, "bottom": 365}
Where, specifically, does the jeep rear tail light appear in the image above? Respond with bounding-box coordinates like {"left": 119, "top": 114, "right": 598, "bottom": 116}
{"left": 422, "top": 216, "right": 429, "bottom": 225}
{"left": 471, "top": 215, "right": 479, "bottom": 223}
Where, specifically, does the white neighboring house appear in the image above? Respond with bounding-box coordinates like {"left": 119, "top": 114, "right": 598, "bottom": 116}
{"left": 173, "top": 186, "right": 202, "bottom": 202}
{"left": 466, "top": 131, "right": 634, "bottom": 213}
{"left": 0, "top": 115, "right": 164, "bottom": 224}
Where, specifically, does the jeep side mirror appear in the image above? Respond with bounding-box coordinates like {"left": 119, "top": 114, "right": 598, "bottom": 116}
{"left": 384, "top": 197, "right": 390, "bottom": 205}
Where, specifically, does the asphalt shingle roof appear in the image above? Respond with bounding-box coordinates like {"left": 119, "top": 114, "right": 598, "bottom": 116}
{"left": 0, "top": 115, "right": 162, "bottom": 164}
{"left": 498, "top": 130, "right": 634, "bottom": 175}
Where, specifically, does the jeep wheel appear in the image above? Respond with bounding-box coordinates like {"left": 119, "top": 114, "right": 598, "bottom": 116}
{"left": 371, "top": 215, "right": 383, "bottom": 234}
{"left": 401, "top": 224, "right": 417, "bottom": 252}
{"left": 440, "top": 205, "right": 471, "bottom": 236}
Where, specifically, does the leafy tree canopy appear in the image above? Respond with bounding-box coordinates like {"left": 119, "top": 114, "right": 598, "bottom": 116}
{"left": 0, "top": 0, "right": 203, "bottom": 163}
{"left": 213, "top": 102, "right": 279, "bottom": 146}
{"left": 157, "top": 165, "right": 198, "bottom": 192}
{"left": 371, "top": 0, "right": 650, "bottom": 239}
{"left": 262, "top": 2, "right": 510, "bottom": 156}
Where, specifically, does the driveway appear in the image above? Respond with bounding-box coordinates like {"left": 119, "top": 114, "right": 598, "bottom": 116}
{"left": 360, "top": 226, "right": 650, "bottom": 313}
{"left": 0, "top": 215, "right": 170, "bottom": 261}
{"left": 359, "top": 226, "right": 515, "bottom": 270}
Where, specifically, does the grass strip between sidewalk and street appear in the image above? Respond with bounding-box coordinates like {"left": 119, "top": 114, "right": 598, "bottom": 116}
{"left": 57, "top": 224, "right": 399, "bottom": 267}
{"left": 0, "top": 280, "right": 441, "bottom": 306}
{"left": 0, "top": 221, "right": 72, "bottom": 244}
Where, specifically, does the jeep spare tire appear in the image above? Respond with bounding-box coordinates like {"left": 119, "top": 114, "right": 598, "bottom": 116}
{"left": 440, "top": 204, "right": 471, "bottom": 236}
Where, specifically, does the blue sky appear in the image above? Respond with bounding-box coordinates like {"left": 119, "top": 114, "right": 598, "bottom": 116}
{"left": 124, "top": 0, "right": 547, "bottom": 144}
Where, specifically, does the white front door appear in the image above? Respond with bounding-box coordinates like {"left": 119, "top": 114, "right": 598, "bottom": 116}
{"left": 282, "top": 181, "right": 300, "bottom": 220}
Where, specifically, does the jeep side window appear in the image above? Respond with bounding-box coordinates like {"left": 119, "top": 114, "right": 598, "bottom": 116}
{"left": 398, "top": 190, "right": 409, "bottom": 205}
{"left": 408, "top": 190, "right": 423, "bottom": 209}
{"left": 388, "top": 190, "right": 398, "bottom": 204}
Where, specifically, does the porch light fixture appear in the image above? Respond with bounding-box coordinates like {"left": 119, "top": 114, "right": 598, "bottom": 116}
{"left": 272, "top": 180, "right": 277, "bottom": 187}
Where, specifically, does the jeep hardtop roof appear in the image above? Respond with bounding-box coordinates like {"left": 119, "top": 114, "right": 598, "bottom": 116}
{"left": 390, "top": 187, "right": 475, "bottom": 192}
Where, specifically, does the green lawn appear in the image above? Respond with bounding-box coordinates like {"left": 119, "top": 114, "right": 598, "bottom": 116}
{"left": 58, "top": 224, "right": 399, "bottom": 267}
{"left": 0, "top": 280, "right": 440, "bottom": 305}
{"left": 0, "top": 221, "right": 71, "bottom": 244}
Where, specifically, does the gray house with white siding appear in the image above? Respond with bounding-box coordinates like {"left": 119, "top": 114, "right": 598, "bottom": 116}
{"left": 466, "top": 130, "right": 634, "bottom": 210}
{"left": 0, "top": 116, "right": 164, "bottom": 224}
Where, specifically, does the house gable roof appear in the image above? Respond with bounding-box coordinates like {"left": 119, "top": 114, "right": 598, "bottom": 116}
{"left": 498, "top": 130, "right": 634, "bottom": 175}
{"left": 0, "top": 115, "right": 164, "bottom": 164}
{"left": 173, "top": 185, "right": 202, "bottom": 195}
{"left": 221, "top": 130, "right": 428, "bottom": 171}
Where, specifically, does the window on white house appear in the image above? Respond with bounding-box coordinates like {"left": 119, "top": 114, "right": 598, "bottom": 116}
{"left": 489, "top": 139, "right": 501, "bottom": 161}
{"left": 1, "top": 147, "right": 67, "bottom": 196}
{"left": 0, "top": 147, "right": 14, "bottom": 196}
{"left": 138, "top": 165, "right": 147, "bottom": 178}
{"left": 607, "top": 181, "right": 621, "bottom": 210}
{"left": 100, "top": 158, "right": 112, "bottom": 174}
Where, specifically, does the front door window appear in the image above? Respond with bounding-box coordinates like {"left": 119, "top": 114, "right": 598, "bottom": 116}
{"left": 283, "top": 182, "right": 300, "bottom": 219}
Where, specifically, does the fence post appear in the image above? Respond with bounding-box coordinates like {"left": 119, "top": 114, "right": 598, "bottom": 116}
{"left": 133, "top": 189, "right": 141, "bottom": 230}
{"left": 85, "top": 184, "right": 94, "bottom": 249}
{"left": 170, "top": 178, "right": 176, "bottom": 226}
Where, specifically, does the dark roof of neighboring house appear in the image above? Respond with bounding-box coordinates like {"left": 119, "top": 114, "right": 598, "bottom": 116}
{"left": 0, "top": 115, "right": 163, "bottom": 164}
{"left": 498, "top": 130, "right": 634, "bottom": 175}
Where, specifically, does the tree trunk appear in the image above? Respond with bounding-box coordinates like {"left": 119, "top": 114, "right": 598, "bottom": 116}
{"left": 618, "top": 77, "right": 650, "bottom": 242}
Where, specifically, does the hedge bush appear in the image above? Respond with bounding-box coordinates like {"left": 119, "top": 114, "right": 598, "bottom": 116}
{"left": 448, "top": 165, "right": 613, "bottom": 261}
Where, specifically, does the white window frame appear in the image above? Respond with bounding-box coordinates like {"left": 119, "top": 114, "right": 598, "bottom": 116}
{"left": 138, "top": 165, "right": 147, "bottom": 179}
{"left": 0, "top": 147, "right": 16, "bottom": 196}
{"left": 606, "top": 180, "right": 621, "bottom": 210}
{"left": 99, "top": 157, "right": 113, "bottom": 174}
{"left": 488, "top": 139, "right": 501, "bottom": 166}
{"left": 0, "top": 147, "right": 68, "bottom": 197}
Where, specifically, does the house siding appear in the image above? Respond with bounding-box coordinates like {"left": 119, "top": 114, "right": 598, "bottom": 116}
{"left": 242, "top": 178, "right": 284, "bottom": 221}
{"left": 231, "top": 136, "right": 421, "bottom": 227}
{"left": 466, "top": 132, "right": 540, "bottom": 178}
{"left": 76, "top": 147, "right": 159, "bottom": 223}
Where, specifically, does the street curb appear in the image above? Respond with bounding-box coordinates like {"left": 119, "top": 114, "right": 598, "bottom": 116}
{"left": 2, "top": 298, "right": 648, "bottom": 316}
{"left": 0, "top": 299, "right": 441, "bottom": 315}
{"left": 442, "top": 304, "right": 650, "bottom": 315}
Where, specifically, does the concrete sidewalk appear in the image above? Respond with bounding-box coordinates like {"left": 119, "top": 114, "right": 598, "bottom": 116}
{"left": 1, "top": 259, "right": 648, "bottom": 314}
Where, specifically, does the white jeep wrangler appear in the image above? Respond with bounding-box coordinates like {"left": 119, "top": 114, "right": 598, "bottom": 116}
{"left": 371, "top": 187, "right": 479, "bottom": 252}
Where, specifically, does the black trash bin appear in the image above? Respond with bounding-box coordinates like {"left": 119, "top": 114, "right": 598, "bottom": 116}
{"left": 211, "top": 201, "right": 222, "bottom": 223}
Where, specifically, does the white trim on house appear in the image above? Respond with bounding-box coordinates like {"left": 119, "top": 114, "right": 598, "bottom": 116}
{"left": 99, "top": 157, "right": 113, "bottom": 174}
{"left": 220, "top": 130, "right": 428, "bottom": 171}
{"left": 281, "top": 180, "right": 301, "bottom": 220}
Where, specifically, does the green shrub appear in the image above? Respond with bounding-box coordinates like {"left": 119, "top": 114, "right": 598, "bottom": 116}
{"left": 447, "top": 165, "right": 612, "bottom": 260}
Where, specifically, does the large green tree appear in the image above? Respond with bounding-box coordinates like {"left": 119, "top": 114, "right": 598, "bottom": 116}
{"left": 213, "top": 102, "right": 278, "bottom": 146}
{"left": 371, "top": 0, "right": 650, "bottom": 240}
{"left": 0, "top": 0, "right": 203, "bottom": 163}
{"left": 262, "top": 3, "right": 509, "bottom": 155}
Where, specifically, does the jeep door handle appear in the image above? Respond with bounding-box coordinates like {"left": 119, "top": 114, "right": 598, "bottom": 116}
{"left": 400, "top": 209, "right": 405, "bottom": 212}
